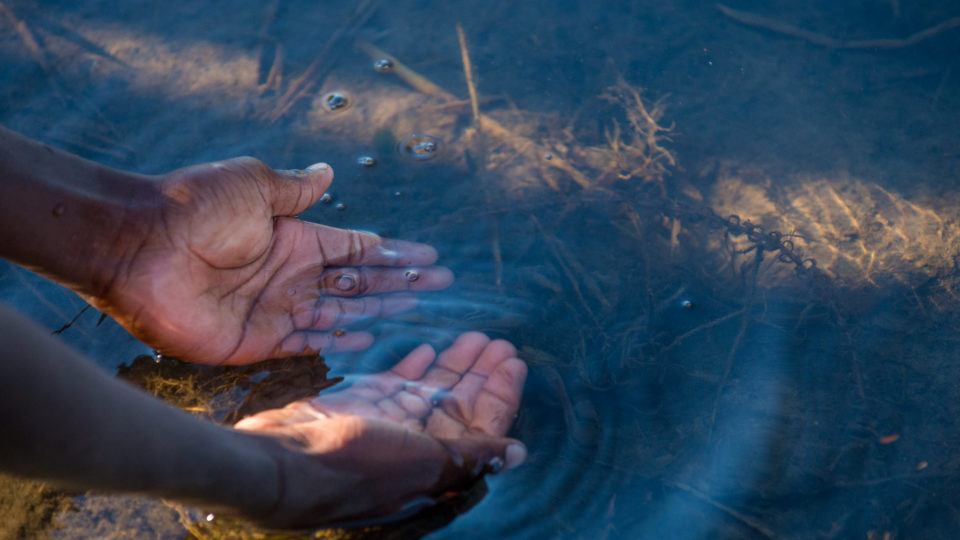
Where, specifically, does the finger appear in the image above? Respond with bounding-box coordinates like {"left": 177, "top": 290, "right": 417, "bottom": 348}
{"left": 306, "top": 224, "right": 440, "bottom": 266}
{"left": 319, "top": 266, "right": 454, "bottom": 297}
{"left": 437, "top": 435, "right": 528, "bottom": 488}
{"left": 309, "top": 294, "right": 418, "bottom": 330}
{"left": 270, "top": 162, "right": 335, "bottom": 216}
{"left": 470, "top": 358, "right": 528, "bottom": 437}
{"left": 444, "top": 340, "right": 517, "bottom": 423}
{"left": 416, "top": 333, "right": 489, "bottom": 392}
{"left": 273, "top": 330, "right": 375, "bottom": 357}
{"left": 390, "top": 344, "right": 437, "bottom": 380}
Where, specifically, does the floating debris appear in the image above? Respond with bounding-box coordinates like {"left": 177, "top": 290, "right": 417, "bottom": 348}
{"left": 373, "top": 58, "right": 394, "bottom": 72}
{"left": 322, "top": 91, "right": 350, "bottom": 111}
{"left": 399, "top": 133, "right": 440, "bottom": 160}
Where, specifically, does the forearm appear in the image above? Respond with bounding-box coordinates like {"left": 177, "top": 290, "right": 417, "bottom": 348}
{"left": 0, "top": 304, "right": 281, "bottom": 517}
{"left": 0, "top": 126, "right": 158, "bottom": 296}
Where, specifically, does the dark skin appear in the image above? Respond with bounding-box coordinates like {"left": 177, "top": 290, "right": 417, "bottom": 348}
{"left": 0, "top": 126, "right": 527, "bottom": 528}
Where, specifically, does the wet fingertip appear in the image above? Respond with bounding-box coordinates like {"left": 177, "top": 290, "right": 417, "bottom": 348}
{"left": 305, "top": 162, "right": 332, "bottom": 174}
{"left": 505, "top": 443, "right": 527, "bottom": 470}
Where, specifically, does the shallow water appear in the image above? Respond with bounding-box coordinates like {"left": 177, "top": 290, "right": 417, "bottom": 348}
{"left": 2, "top": 0, "right": 960, "bottom": 538}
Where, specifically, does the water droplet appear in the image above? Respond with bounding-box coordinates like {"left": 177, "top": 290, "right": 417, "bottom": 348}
{"left": 205, "top": 513, "right": 215, "bottom": 522}
{"left": 335, "top": 202, "right": 347, "bottom": 211}
{"left": 320, "top": 193, "right": 333, "bottom": 204}
{"left": 322, "top": 92, "right": 350, "bottom": 112}
{"left": 333, "top": 329, "right": 346, "bottom": 337}
{"left": 373, "top": 58, "right": 394, "bottom": 72}
{"left": 356, "top": 155, "right": 376, "bottom": 167}
{"left": 404, "top": 269, "right": 420, "bottom": 282}
{"left": 680, "top": 299, "right": 694, "bottom": 310}
{"left": 399, "top": 134, "right": 440, "bottom": 161}
{"left": 393, "top": 191, "right": 402, "bottom": 197}
{"left": 52, "top": 203, "right": 65, "bottom": 217}
{"left": 335, "top": 273, "right": 357, "bottom": 291}
{"left": 152, "top": 350, "right": 163, "bottom": 363}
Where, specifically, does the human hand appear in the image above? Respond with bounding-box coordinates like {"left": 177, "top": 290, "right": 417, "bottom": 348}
{"left": 234, "top": 332, "right": 528, "bottom": 529}
{"left": 91, "top": 157, "right": 452, "bottom": 365}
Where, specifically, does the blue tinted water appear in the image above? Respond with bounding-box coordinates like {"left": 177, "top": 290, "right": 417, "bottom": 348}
{"left": 1, "top": 0, "right": 960, "bottom": 538}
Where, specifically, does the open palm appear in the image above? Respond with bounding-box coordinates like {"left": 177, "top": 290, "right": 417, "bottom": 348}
{"left": 92, "top": 157, "right": 452, "bottom": 365}
{"left": 234, "top": 332, "right": 527, "bottom": 528}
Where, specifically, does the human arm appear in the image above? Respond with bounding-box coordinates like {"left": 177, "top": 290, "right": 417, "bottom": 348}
{"left": 0, "top": 126, "right": 453, "bottom": 364}
{"left": 0, "top": 305, "right": 526, "bottom": 528}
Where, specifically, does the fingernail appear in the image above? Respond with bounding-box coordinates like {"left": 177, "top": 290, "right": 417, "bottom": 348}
{"left": 505, "top": 444, "right": 527, "bottom": 470}
{"left": 306, "top": 162, "right": 331, "bottom": 172}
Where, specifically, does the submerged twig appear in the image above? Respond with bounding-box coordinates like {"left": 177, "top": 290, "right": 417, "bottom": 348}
{"left": 266, "top": 0, "right": 376, "bottom": 122}
{"left": 669, "top": 482, "right": 777, "bottom": 539}
{"left": 456, "top": 23, "right": 481, "bottom": 128}
{"left": 357, "top": 40, "right": 592, "bottom": 190}
{"left": 717, "top": 3, "right": 960, "bottom": 50}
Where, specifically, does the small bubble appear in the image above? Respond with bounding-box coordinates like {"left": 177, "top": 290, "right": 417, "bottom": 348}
{"left": 393, "top": 191, "right": 402, "bottom": 197}
{"left": 544, "top": 153, "right": 554, "bottom": 161}
{"left": 404, "top": 269, "right": 420, "bottom": 282}
{"left": 680, "top": 299, "right": 694, "bottom": 310}
{"left": 205, "top": 513, "right": 215, "bottom": 522}
{"left": 333, "top": 329, "right": 346, "bottom": 337}
{"left": 399, "top": 134, "right": 440, "bottom": 161}
{"left": 320, "top": 193, "right": 333, "bottom": 204}
{"left": 152, "top": 350, "right": 163, "bottom": 363}
{"left": 335, "top": 202, "right": 347, "bottom": 211}
{"left": 322, "top": 92, "right": 350, "bottom": 112}
{"left": 52, "top": 203, "right": 65, "bottom": 217}
{"left": 373, "top": 58, "right": 394, "bottom": 72}
{"left": 356, "top": 155, "right": 376, "bottom": 167}
{"left": 335, "top": 273, "right": 357, "bottom": 291}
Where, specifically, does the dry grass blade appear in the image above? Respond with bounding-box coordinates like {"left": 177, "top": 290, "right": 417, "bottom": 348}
{"left": 266, "top": 0, "right": 376, "bottom": 122}
{"left": 456, "top": 23, "right": 481, "bottom": 128}
{"left": 717, "top": 3, "right": 960, "bottom": 50}
{"left": 357, "top": 40, "right": 592, "bottom": 190}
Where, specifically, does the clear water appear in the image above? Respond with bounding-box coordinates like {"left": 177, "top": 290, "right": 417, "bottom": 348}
{"left": 2, "top": 0, "right": 960, "bottom": 538}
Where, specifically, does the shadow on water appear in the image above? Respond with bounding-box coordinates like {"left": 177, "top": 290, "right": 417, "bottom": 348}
{"left": 2, "top": 0, "right": 960, "bottom": 538}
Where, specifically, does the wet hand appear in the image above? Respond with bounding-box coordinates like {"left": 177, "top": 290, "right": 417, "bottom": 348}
{"left": 93, "top": 157, "right": 452, "bottom": 365}
{"left": 234, "top": 332, "right": 528, "bottom": 529}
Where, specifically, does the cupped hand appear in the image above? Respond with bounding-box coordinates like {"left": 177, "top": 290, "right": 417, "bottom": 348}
{"left": 234, "top": 332, "right": 528, "bottom": 529}
{"left": 92, "top": 157, "right": 452, "bottom": 365}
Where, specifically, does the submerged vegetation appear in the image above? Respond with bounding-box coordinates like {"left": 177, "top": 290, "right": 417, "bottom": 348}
{"left": 2, "top": 0, "right": 960, "bottom": 537}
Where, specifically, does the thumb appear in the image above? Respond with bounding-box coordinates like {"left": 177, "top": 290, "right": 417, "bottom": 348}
{"left": 268, "top": 162, "right": 334, "bottom": 216}
{"left": 435, "top": 435, "right": 527, "bottom": 490}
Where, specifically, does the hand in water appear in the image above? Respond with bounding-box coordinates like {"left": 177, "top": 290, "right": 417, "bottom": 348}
{"left": 234, "top": 332, "right": 528, "bottom": 529}
{"left": 93, "top": 157, "right": 452, "bottom": 365}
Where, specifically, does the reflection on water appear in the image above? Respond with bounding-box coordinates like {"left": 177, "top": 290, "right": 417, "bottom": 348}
{"left": 2, "top": 0, "right": 960, "bottom": 538}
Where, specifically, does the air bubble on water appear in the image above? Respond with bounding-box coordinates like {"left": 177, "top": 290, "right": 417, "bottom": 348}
{"left": 335, "top": 202, "right": 346, "bottom": 211}
{"left": 373, "top": 58, "right": 394, "bottom": 72}
{"left": 320, "top": 193, "right": 333, "bottom": 204}
{"left": 152, "top": 350, "right": 163, "bottom": 363}
{"left": 680, "top": 299, "right": 694, "bottom": 310}
{"left": 335, "top": 273, "right": 357, "bottom": 291}
{"left": 322, "top": 91, "right": 350, "bottom": 112}
{"left": 399, "top": 134, "right": 440, "bottom": 161}
{"left": 404, "top": 269, "right": 420, "bottom": 282}
{"left": 356, "top": 155, "right": 376, "bottom": 167}
{"left": 205, "top": 513, "right": 215, "bottom": 522}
